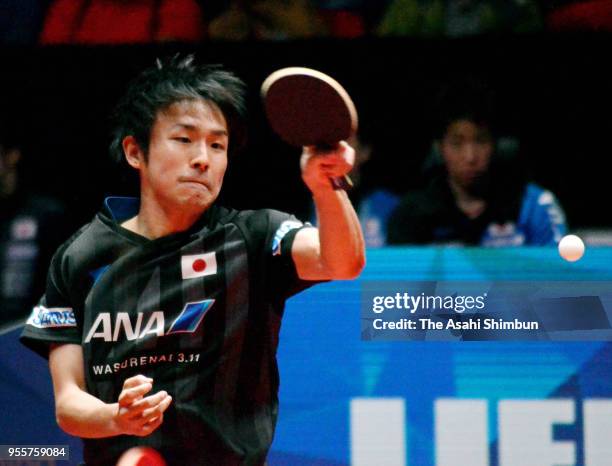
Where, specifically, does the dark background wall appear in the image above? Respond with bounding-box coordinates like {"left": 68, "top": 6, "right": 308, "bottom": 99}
{"left": 2, "top": 34, "right": 612, "bottom": 229}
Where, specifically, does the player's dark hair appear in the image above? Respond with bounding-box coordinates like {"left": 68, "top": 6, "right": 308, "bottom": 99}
{"left": 109, "top": 55, "right": 247, "bottom": 164}
{"left": 433, "top": 77, "right": 498, "bottom": 140}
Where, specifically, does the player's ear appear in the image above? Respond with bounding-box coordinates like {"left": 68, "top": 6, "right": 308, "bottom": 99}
{"left": 123, "top": 136, "right": 144, "bottom": 170}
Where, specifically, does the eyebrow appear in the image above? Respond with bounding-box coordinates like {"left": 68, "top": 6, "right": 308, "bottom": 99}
{"left": 171, "top": 123, "right": 228, "bottom": 137}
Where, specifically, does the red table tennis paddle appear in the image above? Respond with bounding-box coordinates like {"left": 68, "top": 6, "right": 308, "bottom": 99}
{"left": 261, "top": 67, "right": 358, "bottom": 190}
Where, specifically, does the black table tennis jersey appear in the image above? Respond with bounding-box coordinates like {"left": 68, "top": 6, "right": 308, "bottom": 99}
{"left": 20, "top": 197, "right": 315, "bottom": 466}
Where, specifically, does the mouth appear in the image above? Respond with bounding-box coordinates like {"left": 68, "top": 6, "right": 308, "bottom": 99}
{"left": 179, "top": 177, "right": 209, "bottom": 190}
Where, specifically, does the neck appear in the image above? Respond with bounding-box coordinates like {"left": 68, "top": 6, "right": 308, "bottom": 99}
{"left": 122, "top": 190, "right": 204, "bottom": 240}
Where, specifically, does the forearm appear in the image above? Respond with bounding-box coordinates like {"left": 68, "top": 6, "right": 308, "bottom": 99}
{"left": 55, "top": 385, "right": 121, "bottom": 438}
{"left": 313, "top": 188, "right": 365, "bottom": 278}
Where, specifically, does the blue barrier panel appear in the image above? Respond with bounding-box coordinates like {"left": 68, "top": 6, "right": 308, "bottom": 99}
{"left": 4, "top": 247, "right": 612, "bottom": 465}
{"left": 271, "top": 247, "right": 612, "bottom": 466}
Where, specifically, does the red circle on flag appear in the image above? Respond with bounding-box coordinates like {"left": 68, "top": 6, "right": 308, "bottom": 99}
{"left": 192, "top": 259, "right": 207, "bottom": 272}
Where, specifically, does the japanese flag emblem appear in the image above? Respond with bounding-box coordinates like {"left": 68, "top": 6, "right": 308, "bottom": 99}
{"left": 181, "top": 252, "right": 217, "bottom": 279}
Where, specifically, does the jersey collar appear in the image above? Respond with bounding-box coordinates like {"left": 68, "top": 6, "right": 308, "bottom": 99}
{"left": 104, "top": 196, "right": 139, "bottom": 222}
{"left": 99, "top": 196, "right": 224, "bottom": 245}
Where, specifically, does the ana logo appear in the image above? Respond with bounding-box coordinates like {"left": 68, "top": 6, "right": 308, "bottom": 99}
{"left": 84, "top": 299, "right": 214, "bottom": 343}
{"left": 181, "top": 252, "right": 217, "bottom": 279}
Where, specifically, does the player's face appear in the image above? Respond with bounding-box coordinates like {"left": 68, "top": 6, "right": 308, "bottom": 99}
{"left": 141, "top": 99, "right": 229, "bottom": 213}
{"left": 439, "top": 119, "right": 493, "bottom": 189}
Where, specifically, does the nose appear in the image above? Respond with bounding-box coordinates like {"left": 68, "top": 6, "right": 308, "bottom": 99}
{"left": 463, "top": 143, "right": 479, "bottom": 165}
{"left": 190, "top": 144, "right": 209, "bottom": 172}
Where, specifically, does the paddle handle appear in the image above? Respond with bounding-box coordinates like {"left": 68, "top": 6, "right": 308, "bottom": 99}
{"left": 331, "top": 175, "right": 353, "bottom": 191}
{"left": 315, "top": 142, "right": 353, "bottom": 191}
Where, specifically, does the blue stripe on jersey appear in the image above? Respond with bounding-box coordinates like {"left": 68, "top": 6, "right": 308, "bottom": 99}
{"left": 89, "top": 265, "right": 110, "bottom": 285}
{"left": 104, "top": 196, "right": 139, "bottom": 222}
{"left": 168, "top": 299, "right": 215, "bottom": 334}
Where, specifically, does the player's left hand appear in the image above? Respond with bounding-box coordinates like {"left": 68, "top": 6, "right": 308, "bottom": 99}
{"left": 115, "top": 375, "right": 173, "bottom": 437}
{"left": 300, "top": 141, "right": 354, "bottom": 195}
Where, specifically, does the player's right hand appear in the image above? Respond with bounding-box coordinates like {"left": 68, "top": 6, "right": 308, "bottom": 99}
{"left": 300, "top": 141, "right": 355, "bottom": 195}
{"left": 115, "top": 374, "right": 173, "bottom": 437}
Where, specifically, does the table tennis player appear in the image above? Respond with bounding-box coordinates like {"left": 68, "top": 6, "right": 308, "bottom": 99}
{"left": 20, "top": 54, "right": 365, "bottom": 466}
{"left": 387, "top": 78, "right": 567, "bottom": 246}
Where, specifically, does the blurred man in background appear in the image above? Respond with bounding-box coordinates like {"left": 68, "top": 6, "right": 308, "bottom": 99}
{"left": 387, "top": 79, "right": 567, "bottom": 246}
{"left": 0, "top": 113, "right": 68, "bottom": 333}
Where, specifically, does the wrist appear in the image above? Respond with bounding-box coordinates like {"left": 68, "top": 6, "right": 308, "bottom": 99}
{"left": 312, "top": 187, "right": 343, "bottom": 203}
{"left": 106, "top": 402, "right": 123, "bottom": 436}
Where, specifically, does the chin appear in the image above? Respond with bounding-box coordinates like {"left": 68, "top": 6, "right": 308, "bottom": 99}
{"left": 173, "top": 183, "right": 215, "bottom": 207}
{"left": 185, "top": 191, "right": 217, "bottom": 211}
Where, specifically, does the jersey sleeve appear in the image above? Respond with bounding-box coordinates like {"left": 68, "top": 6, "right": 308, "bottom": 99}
{"left": 265, "top": 210, "right": 321, "bottom": 299}
{"left": 20, "top": 244, "right": 81, "bottom": 359}
{"left": 519, "top": 185, "right": 568, "bottom": 245}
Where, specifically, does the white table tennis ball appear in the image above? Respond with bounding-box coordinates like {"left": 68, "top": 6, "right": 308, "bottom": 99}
{"left": 558, "top": 234, "right": 585, "bottom": 262}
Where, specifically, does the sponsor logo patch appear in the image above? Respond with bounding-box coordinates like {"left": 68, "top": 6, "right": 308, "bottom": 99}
{"left": 272, "top": 220, "right": 303, "bottom": 256}
{"left": 27, "top": 306, "right": 76, "bottom": 329}
{"left": 84, "top": 300, "right": 215, "bottom": 342}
